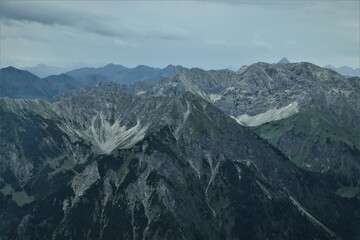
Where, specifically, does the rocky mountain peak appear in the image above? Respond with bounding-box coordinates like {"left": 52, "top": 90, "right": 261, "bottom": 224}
{"left": 278, "top": 57, "right": 290, "bottom": 64}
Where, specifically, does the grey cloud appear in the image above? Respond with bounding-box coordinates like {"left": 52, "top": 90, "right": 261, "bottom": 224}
{"left": 0, "top": 1, "right": 188, "bottom": 41}
{"left": 144, "top": 25, "right": 188, "bottom": 40}
{"left": 0, "top": 1, "right": 78, "bottom": 26}
{"left": 79, "top": 20, "right": 139, "bottom": 39}
{"left": 0, "top": 1, "right": 358, "bottom": 69}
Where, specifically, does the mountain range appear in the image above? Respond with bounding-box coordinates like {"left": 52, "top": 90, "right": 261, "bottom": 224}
{"left": 18, "top": 61, "right": 360, "bottom": 79}
{"left": 146, "top": 62, "right": 360, "bottom": 197}
{"left": 21, "top": 64, "right": 80, "bottom": 78}
{"left": 1, "top": 60, "right": 359, "bottom": 239}
{"left": 0, "top": 64, "right": 182, "bottom": 100}
{"left": 324, "top": 65, "right": 360, "bottom": 77}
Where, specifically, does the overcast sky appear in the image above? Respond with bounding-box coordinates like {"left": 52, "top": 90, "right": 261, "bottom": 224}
{"left": 0, "top": 0, "right": 359, "bottom": 70}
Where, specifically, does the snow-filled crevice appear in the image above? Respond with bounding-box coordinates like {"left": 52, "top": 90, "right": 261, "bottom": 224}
{"left": 84, "top": 114, "right": 148, "bottom": 154}
{"left": 234, "top": 101, "right": 299, "bottom": 126}
{"left": 208, "top": 94, "right": 222, "bottom": 103}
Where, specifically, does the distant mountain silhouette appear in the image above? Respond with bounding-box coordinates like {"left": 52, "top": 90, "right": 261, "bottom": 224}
{"left": 67, "top": 64, "right": 182, "bottom": 85}
{"left": 0, "top": 64, "right": 183, "bottom": 100}
{"left": 324, "top": 64, "right": 360, "bottom": 77}
{"left": 22, "top": 64, "right": 80, "bottom": 78}
{"left": 277, "top": 57, "right": 290, "bottom": 64}
{"left": 0, "top": 67, "right": 79, "bottom": 100}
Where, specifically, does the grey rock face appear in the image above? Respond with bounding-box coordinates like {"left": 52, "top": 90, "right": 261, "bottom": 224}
{"left": 1, "top": 89, "right": 355, "bottom": 239}
{"left": 147, "top": 62, "right": 360, "bottom": 186}
{"left": 71, "top": 162, "right": 100, "bottom": 200}
{"left": 151, "top": 62, "right": 359, "bottom": 127}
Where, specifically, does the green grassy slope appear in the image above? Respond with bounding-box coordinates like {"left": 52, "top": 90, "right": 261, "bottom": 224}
{"left": 252, "top": 111, "right": 360, "bottom": 196}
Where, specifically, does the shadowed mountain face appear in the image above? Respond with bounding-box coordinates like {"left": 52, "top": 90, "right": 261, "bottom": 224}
{"left": 0, "top": 67, "right": 45, "bottom": 99}
{"left": 1, "top": 89, "right": 359, "bottom": 240}
{"left": 0, "top": 67, "right": 80, "bottom": 100}
{"left": 147, "top": 62, "right": 360, "bottom": 194}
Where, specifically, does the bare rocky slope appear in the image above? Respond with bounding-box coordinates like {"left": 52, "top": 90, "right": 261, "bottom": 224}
{"left": 146, "top": 62, "right": 360, "bottom": 195}
{"left": 1, "top": 89, "right": 359, "bottom": 239}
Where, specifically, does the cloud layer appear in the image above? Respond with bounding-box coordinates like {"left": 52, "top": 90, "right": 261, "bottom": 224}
{"left": 0, "top": 1, "right": 188, "bottom": 41}
{"left": 0, "top": 1, "right": 359, "bottom": 69}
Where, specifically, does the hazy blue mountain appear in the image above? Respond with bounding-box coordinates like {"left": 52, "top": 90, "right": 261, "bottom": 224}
{"left": 0, "top": 67, "right": 79, "bottom": 100}
{"left": 0, "top": 64, "right": 181, "bottom": 101}
{"left": 325, "top": 64, "right": 360, "bottom": 77}
{"left": 21, "top": 64, "right": 77, "bottom": 78}
{"left": 67, "top": 64, "right": 182, "bottom": 85}
{"left": 1, "top": 88, "right": 359, "bottom": 239}
{"left": 111, "top": 64, "right": 182, "bottom": 85}
{"left": 0, "top": 66, "right": 45, "bottom": 99}
{"left": 66, "top": 63, "right": 127, "bottom": 79}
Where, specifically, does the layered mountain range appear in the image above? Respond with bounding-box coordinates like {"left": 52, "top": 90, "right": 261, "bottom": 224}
{"left": 146, "top": 62, "right": 360, "bottom": 193}
{"left": 0, "top": 64, "right": 181, "bottom": 100}
{"left": 324, "top": 65, "right": 360, "bottom": 77}
{"left": 0, "top": 61, "right": 359, "bottom": 239}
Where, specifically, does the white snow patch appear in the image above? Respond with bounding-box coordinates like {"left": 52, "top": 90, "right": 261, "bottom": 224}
{"left": 235, "top": 101, "right": 299, "bottom": 126}
{"left": 85, "top": 114, "right": 148, "bottom": 154}
{"left": 205, "top": 159, "right": 221, "bottom": 217}
{"left": 208, "top": 94, "right": 222, "bottom": 103}
{"left": 231, "top": 115, "right": 243, "bottom": 125}
{"left": 224, "top": 86, "right": 235, "bottom": 94}
{"left": 235, "top": 165, "right": 242, "bottom": 181}
{"left": 183, "top": 100, "right": 191, "bottom": 123}
{"left": 62, "top": 199, "right": 70, "bottom": 213}
{"left": 135, "top": 90, "right": 146, "bottom": 96}
{"left": 189, "top": 160, "right": 201, "bottom": 179}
